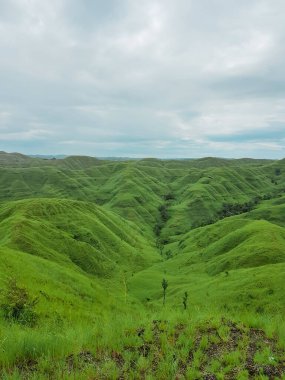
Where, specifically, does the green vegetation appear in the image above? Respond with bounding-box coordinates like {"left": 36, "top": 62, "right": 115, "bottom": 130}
{"left": 0, "top": 278, "right": 38, "bottom": 326}
{"left": 0, "top": 152, "right": 285, "bottom": 378}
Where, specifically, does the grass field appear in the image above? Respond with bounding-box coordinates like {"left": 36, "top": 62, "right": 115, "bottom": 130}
{"left": 0, "top": 152, "right": 284, "bottom": 379}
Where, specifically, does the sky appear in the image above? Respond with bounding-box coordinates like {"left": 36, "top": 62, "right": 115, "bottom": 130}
{"left": 0, "top": 0, "right": 285, "bottom": 158}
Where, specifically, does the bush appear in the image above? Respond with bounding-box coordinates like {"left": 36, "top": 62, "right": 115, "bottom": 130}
{"left": 218, "top": 201, "right": 255, "bottom": 218}
{"left": 163, "top": 193, "right": 175, "bottom": 201}
{"left": 154, "top": 222, "right": 163, "bottom": 236}
{"left": 0, "top": 278, "right": 38, "bottom": 326}
{"left": 158, "top": 204, "right": 169, "bottom": 222}
{"left": 275, "top": 168, "right": 281, "bottom": 176}
{"left": 165, "top": 250, "right": 173, "bottom": 260}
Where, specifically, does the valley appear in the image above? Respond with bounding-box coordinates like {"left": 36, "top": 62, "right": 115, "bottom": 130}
{"left": 0, "top": 151, "right": 285, "bottom": 379}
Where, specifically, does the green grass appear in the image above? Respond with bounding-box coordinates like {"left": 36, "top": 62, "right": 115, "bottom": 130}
{"left": 0, "top": 153, "right": 285, "bottom": 378}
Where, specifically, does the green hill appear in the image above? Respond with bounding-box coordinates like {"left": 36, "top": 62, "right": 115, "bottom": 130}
{"left": 129, "top": 215, "right": 285, "bottom": 313}
{"left": 0, "top": 198, "right": 160, "bottom": 277}
{"left": 0, "top": 154, "right": 285, "bottom": 379}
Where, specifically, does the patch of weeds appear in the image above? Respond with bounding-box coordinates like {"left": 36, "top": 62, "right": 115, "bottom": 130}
{"left": 0, "top": 278, "right": 38, "bottom": 327}
{"left": 254, "top": 347, "right": 276, "bottom": 366}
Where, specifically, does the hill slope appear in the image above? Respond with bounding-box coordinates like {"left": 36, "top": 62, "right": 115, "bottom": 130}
{"left": 0, "top": 198, "right": 160, "bottom": 278}
{"left": 0, "top": 154, "right": 285, "bottom": 378}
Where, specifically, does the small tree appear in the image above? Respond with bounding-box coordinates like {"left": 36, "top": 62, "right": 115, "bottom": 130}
{"left": 182, "top": 291, "right": 188, "bottom": 310}
{"left": 162, "top": 278, "right": 168, "bottom": 306}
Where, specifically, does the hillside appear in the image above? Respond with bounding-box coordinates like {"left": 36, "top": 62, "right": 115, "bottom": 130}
{"left": 0, "top": 152, "right": 284, "bottom": 234}
{"left": 0, "top": 198, "right": 160, "bottom": 277}
{"left": 0, "top": 153, "right": 285, "bottom": 379}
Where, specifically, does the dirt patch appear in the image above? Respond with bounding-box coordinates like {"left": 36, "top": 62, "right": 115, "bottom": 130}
{"left": 16, "top": 358, "right": 38, "bottom": 374}
{"left": 66, "top": 350, "right": 98, "bottom": 372}
{"left": 138, "top": 342, "right": 151, "bottom": 358}
{"left": 245, "top": 328, "right": 285, "bottom": 379}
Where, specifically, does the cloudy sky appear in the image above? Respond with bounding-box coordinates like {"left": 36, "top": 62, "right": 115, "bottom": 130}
{"left": 0, "top": 0, "right": 285, "bottom": 158}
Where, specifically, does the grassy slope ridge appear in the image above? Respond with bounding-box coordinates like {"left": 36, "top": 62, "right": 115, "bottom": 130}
{"left": 0, "top": 152, "right": 285, "bottom": 378}
{"left": 0, "top": 198, "right": 160, "bottom": 277}
{"left": 0, "top": 153, "right": 283, "bottom": 235}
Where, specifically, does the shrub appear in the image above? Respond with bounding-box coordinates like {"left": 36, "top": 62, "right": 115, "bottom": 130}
{"left": 163, "top": 193, "right": 175, "bottom": 201}
{"left": 154, "top": 222, "right": 163, "bottom": 237}
{"left": 0, "top": 278, "right": 38, "bottom": 326}
{"left": 165, "top": 250, "right": 173, "bottom": 260}
{"left": 158, "top": 204, "right": 169, "bottom": 222}
{"left": 275, "top": 168, "right": 281, "bottom": 176}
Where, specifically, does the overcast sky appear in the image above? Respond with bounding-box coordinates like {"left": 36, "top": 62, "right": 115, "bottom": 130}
{"left": 0, "top": 0, "right": 285, "bottom": 158}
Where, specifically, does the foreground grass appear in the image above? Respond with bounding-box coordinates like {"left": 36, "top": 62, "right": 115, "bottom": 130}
{"left": 0, "top": 309, "right": 285, "bottom": 379}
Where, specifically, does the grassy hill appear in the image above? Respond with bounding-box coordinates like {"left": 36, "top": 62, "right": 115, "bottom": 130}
{"left": 0, "top": 198, "right": 160, "bottom": 277}
{"left": 129, "top": 216, "right": 285, "bottom": 313}
{"left": 0, "top": 153, "right": 285, "bottom": 379}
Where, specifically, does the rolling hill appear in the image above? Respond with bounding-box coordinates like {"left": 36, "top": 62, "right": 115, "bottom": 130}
{"left": 0, "top": 152, "right": 285, "bottom": 379}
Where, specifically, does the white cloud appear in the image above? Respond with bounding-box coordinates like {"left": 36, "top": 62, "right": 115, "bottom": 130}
{"left": 0, "top": 0, "right": 284, "bottom": 157}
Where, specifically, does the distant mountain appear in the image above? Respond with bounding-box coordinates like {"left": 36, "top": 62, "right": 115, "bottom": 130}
{"left": 29, "top": 154, "right": 67, "bottom": 159}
